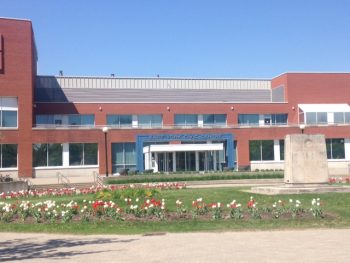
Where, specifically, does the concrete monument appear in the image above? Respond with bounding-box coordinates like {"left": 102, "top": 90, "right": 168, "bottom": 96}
{"left": 284, "top": 134, "right": 328, "bottom": 184}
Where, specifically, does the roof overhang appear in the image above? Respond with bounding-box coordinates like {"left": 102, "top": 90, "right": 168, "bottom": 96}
{"left": 143, "top": 143, "right": 224, "bottom": 153}
{"left": 298, "top": 104, "right": 350, "bottom": 112}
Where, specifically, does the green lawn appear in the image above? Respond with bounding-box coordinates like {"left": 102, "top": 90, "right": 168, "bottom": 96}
{"left": 1, "top": 187, "right": 350, "bottom": 235}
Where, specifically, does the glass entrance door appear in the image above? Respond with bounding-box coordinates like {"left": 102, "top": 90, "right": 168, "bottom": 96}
{"left": 157, "top": 152, "right": 173, "bottom": 172}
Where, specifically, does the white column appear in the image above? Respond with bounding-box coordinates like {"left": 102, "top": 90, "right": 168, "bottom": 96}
{"left": 327, "top": 112, "right": 334, "bottom": 124}
{"left": 153, "top": 153, "right": 158, "bottom": 172}
{"left": 213, "top": 151, "right": 217, "bottom": 171}
{"left": 172, "top": 152, "right": 176, "bottom": 172}
{"left": 195, "top": 151, "right": 199, "bottom": 171}
{"left": 132, "top": 115, "right": 138, "bottom": 128}
{"left": 259, "top": 114, "right": 265, "bottom": 126}
{"left": 62, "top": 143, "right": 69, "bottom": 167}
{"left": 274, "top": 140, "right": 280, "bottom": 161}
{"left": 198, "top": 115, "right": 204, "bottom": 127}
{"left": 345, "top": 138, "right": 350, "bottom": 160}
{"left": 144, "top": 151, "right": 150, "bottom": 170}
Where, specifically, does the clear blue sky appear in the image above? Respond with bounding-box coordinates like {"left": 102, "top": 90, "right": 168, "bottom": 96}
{"left": 2, "top": 0, "right": 350, "bottom": 78}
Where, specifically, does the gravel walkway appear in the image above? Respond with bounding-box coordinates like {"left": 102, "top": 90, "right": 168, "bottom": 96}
{"left": 0, "top": 229, "right": 348, "bottom": 262}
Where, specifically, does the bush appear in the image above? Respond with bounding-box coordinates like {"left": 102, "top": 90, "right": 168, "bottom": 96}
{"left": 143, "top": 169, "right": 154, "bottom": 174}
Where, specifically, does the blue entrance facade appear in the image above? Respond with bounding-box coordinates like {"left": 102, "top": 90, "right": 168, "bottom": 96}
{"left": 136, "top": 133, "right": 235, "bottom": 172}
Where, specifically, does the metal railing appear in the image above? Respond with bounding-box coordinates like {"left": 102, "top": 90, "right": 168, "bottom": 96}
{"left": 93, "top": 171, "right": 104, "bottom": 187}
{"left": 56, "top": 172, "right": 72, "bottom": 188}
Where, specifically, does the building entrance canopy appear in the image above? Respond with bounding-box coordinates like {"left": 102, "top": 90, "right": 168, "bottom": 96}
{"left": 143, "top": 143, "right": 223, "bottom": 153}
{"left": 143, "top": 143, "right": 225, "bottom": 173}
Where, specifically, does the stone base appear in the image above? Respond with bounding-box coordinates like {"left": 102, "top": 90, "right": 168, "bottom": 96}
{"left": 249, "top": 184, "right": 350, "bottom": 195}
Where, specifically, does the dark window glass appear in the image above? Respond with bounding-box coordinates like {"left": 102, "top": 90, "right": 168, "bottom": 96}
{"left": 238, "top": 114, "right": 259, "bottom": 125}
{"left": 272, "top": 114, "right": 288, "bottom": 125}
{"left": 32, "top": 144, "right": 47, "bottom": 167}
{"left": 261, "top": 140, "right": 274, "bottom": 160}
{"left": 203, "top": 114, "right": 226, "bottom": 126}
{"left": 84, "top": 143, "right": 98, "bottom": 165}
{"left": 326, "top": 139, "right": 345, "bottom": 159}
{"left": 249, "top": 141, "right": 261, "bottom": 161}
{"left": 174, "top": 114, "right": 198, "bottom": 126}
{"left": 107, "top": 115, "right": 132, "bottom": 127}
{"left": 249, "top": 140, "right": 274, "bottom": 161}
{"left": 2, "top": 111, "right": 17, "bottom": 127}
{"left": 317, "top": 112, "right": 327, "bottom": 124}
{"left": 2, "top": 144, "right": 17, "bottom": 168}
{"left": 138, "top": 115, "right": 162, "bottom": 127}
{"left": 69, "top": 144, "right": 84, "bottom": 165}
{"left": 48, "top": 144, "right": 63, "bottom": 166}
{"left": 279, "top": 140, "right": 285, "bottom": 160}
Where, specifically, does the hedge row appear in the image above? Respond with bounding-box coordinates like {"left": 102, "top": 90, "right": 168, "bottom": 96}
{"left": 106, "top": 172, "right": 283, "bottom": 185}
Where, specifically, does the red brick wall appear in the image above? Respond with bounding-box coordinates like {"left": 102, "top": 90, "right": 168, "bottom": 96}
{"left": 0, "top": 18, "right": 35, "bottom": 177}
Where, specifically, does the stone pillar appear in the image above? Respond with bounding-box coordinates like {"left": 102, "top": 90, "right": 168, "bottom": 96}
{"left": 284, "top": 134, "right": 328, "bottom": 184}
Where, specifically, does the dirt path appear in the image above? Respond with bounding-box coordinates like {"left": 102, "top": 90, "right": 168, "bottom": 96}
{"left": 0, "top": 229, "right": 348, "bottom": 262}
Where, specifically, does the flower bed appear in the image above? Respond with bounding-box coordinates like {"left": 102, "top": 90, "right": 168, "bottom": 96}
{"left": 0, "top": 196, "right": 326, "bottom": 224}
{"left": 0, "top": 182, "right": 186, "bottom": 200}
{"left": 329, "top": 177, "right": 350, "bottom": 184}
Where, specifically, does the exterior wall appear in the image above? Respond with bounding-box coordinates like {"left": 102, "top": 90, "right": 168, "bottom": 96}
{"left": 0, "top": 18, "right": 36, "bottom": 177}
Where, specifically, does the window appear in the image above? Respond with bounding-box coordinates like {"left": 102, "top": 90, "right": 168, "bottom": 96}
{"left": 0, "top": 97, "right": 17, "bottom": 128}
{"left": 68, "top": 115, "right": 94, "bottom": 126}
{"left": 334, "top": 112, "right": 350, "bottom": 124}
{"left": 107, "top": 114, "right": 132, "bottom": 127}
{"left": 326, "top": 139, "right": 345, "bottom": 159}
{"left": 174, "top": 114, "right": 198, "bottom": 127}
{"left": 238, "top": 114, "right": 287, "bottom": 126}
{"left": 32, "top": 143, "right": 63, "bottom": 167}
{"left": 238, "top": 114, "right": 259, "bottom": 126}
{"left": 36, "top": 114, "right": 94, "bottom": 126}
{"left": 305, "top": 112, "right": 327, "bottom": 124}
{"left": 138, "top": 115, "right": 162, "bottom": 128}
{"left": 271, "top": 114, "right": 288, "bottom": 125}
{"left": 0, "top": 144, "right": 17, "bottom": 168}
{"left": 249, "top": 140, "right": 274, "bottom": 161}
{"left": 203, "top": 114, "right": 226, "bottom": 127}
{"left": 112, "top": 143, "right": 136, "bottom": 173}
{"left": 69, "top": 143, "right": 98, "bottom": 166}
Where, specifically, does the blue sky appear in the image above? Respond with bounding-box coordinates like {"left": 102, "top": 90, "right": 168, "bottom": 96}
{"left": 2, "top": 0, "right": 350, "bottom": 78}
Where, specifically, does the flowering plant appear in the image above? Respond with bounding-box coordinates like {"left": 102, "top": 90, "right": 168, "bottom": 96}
{"left": 227, "top": 200, "right": 243, "bottom": 219}
{"left": 191, "top": 198, "right": 208, "bottom": 218}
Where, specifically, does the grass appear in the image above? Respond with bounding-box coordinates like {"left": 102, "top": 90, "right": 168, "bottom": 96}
{"left": 106, "top": 172, "right": 283, "bottom": 184}
{"left": 1, "top": 187, "right": 350, "bottom": 235}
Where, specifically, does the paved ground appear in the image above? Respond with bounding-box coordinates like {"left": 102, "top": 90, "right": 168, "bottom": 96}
{"left": 0, "top": 229, "right": 349, "bottom": 262}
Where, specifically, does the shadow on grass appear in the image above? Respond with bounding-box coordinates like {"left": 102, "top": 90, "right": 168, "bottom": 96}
{"left": 0, "top": 236, "right": 138, "bottom": 262}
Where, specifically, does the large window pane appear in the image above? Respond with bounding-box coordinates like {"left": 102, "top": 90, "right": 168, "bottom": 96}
{"left": 124, "top": 143, "right": 135, "bottom": 164}
{"left": 2, "top": 144, "right": 17, "bottom": 168}
{"left": 306, "top": 112, "right": 316, "bottom": 124}
{"left": 238, "top": 114, "right": 259, "bottom": 125}
{"left": 84, "top": 143, "right": 98, "bottom": 165}
{"left": 317, "top": 112, "right": 327, "bottom": 124}
{"left": 32, "top": 144, "right": 48, "bottom": 167}
{"left": 81, "top": 115, "right": 94, "bottom": 125}
{"left": 345, "top": 112, "right": 350, "bottom": 124}
{"left": 327, "top": 139, "right": 345, "bottom": 159}
{"left": 112, "top": 143, "right": 136, "bottom": 173}
{"left": 48, "top": 144, "right": 63, "bottom": 166}
{"left": 138, "top": 115, "right": 162, "bottom": 128}
{"left": 175, "top": 114, "right": 198, "bottom": 127}
{"left": 334, "top": 112, "right": 345, "bottom": 124}
{"left": 261, "top": 140, "right": 274, "bottom": 160}
{"left": 249, "top": 141, "right": 261, "bottom": 161}
{"left": 69, "top": 144, "right": 83, "bottom": 165}
{"left": 203, "top": 114, "right": 226, "bottom": 126}
{"left": 272, "top": 114, "right": 288, "bottom": 125}
{"left": 119, "top": 115, "right": 132, "bottom": 127}
{"left": 2, "top": 111, "right": 17, "bottom": 127}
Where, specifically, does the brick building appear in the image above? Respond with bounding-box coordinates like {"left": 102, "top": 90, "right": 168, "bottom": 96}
{"left": 1, "top": 18, "right": 350, "bottom": 180}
